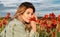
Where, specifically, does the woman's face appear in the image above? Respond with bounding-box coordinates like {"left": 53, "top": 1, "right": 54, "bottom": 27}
{"left": 21, "top": 8, "right": 34, "bottom": 23}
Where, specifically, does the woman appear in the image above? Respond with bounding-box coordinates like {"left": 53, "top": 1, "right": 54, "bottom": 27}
{"left": 1, "top": 2, "right": 38, "bottom": 37}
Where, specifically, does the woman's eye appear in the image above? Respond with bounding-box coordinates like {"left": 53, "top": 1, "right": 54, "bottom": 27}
{"left": 27, "top": 12, "right": 30, "bottom": 14}
{"left": 31, "top": 13, "right": 33, "bottom": 15}
{"left": 27, "top": 12, "right": 33, "bottom": 15}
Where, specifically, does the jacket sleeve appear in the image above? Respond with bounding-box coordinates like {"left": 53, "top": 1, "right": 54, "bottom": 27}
{"left": 1, "top": 21, "right": 14, "bottom": 37}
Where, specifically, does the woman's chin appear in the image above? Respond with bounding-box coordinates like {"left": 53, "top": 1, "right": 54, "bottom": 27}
{"left": 25, "top": 21, "right": 30, "bottom": 24}
{"left": 26, "top": 20, "right": 30, "bottom": 23}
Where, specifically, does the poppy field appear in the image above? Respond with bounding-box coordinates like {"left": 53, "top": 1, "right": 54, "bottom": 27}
{"left": 0, "top": 12, "right": 60, "bottom": 37}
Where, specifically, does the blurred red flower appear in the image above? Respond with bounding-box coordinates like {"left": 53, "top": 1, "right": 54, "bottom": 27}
{"left": 5, "top": 12, "right": 10, "bottom": 19}
{"left": 3, "top": 19, "right": 7, "bottom": 25}
{"left": 0, "top": 23, "right": 2, "bottom": 28}
{"left": 58, "top": 15, "right": 60, "bottom": 22}
{"left": 51, "top": 19, "right": 57, "bottom": 28}
{"left": 36, "top": 19, "right": 41, "bottom": 23}
{"left": 41, "top": 20, "right": 47, "bottom": 27}
{"left": 46, "top": 24, "right": 52, "bottom": 29}
{"left": 51, "top": 19, "right": 57, "bottom": 26}
{"left": 44, "top": 14, "right": 49, "bottom": 19}
{"left": 5, "top": 15, "right": 9, "bottom": 19}
{"left": 30, "top": 16, "right": 36, "bottom": 21}
{"left": 46, "top": 29, "right": 50, "bottom": 33}
{"left": 49, "top": 13, "right": 56, "bottom": 19}
{"left": 7, "top": 12, "right": 10, "bottom": 16}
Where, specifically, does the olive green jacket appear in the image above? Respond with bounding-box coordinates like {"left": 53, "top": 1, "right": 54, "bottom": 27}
{"left": 1, "top": 18, "right": 38, "bottom": 37}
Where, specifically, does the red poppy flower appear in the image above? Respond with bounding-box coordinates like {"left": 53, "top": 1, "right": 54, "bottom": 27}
{"left": 39, "top": 20, "right": 43, "bottom": 24}
{"left": 51, "top": 19, "right": 57, "bottom": 26}
{"left": 0, "top": 23, "right": 2, "bottom": 28}
{"left": 46, "top": 29, "right": 50, "bottom": 33}
{"left": 47, "top": 24, "right": 52, "bottom": 28}
{"left": 58, "top": 15, "right": 60, "bottom": 22}
{"left": 5, "top": 14, "right": 10, "bottom": 19}
{"left": 7, "top": 12, "right": 10, "bottom": 16}
{"left": 36, "top": 19, "right": 41, "bottom": 23}
{"left": 5, "top": 15, "right": 9, "bottom": 19}
{"left": 49, "top": 13, "right": 56, "bottom": 19}
{"left": 3, "top": 19, "right": 7, "bottom": 25}
{"left": 30, "top": 16, "right": 36, "bottom": 21}
{"left": 44, "top": 14, "right": 48, "bottom": 19}
{"left": 5, "top": 12, "right": 10, "bottom": 19}
{"left": 51, "top": 19, "right": 57, "bottom": 28}
{"left": 41, "top": 21, "right": 47, "bottom": 27}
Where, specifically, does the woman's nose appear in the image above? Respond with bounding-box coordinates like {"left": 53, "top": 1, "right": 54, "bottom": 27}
{"left": 29, "top": 15, "right": 32, "bottom": 18}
